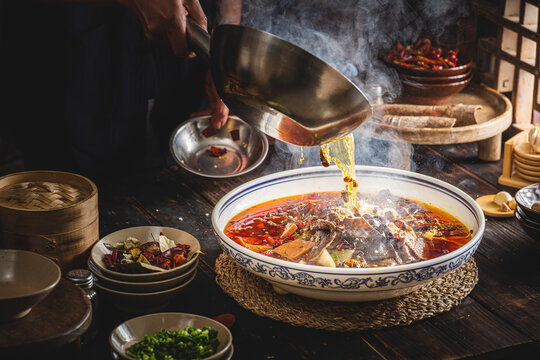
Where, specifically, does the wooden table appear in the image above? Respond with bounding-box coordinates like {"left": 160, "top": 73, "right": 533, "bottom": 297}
{"left": 33, "top": 142, "right": 539, "bottom": 360}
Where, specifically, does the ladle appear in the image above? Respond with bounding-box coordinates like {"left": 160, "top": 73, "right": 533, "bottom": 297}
{"left": 188, "top": 19, "right": 372, "bottom": 146}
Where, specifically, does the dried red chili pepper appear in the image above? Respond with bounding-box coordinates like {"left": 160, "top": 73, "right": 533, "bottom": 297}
{"left": 206, "top": 146, "right": 227, "bottom": 157}
{"left": 230, "top": 129, "right": 240, "bottom": 141}
{"left": 202, "top": 125, "right": 217, "bottom": 138}
{"left": 386, "top": 38, "right": 460, "bottom": 70}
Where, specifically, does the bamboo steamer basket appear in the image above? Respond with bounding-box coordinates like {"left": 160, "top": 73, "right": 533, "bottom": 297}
{"left": 0, "top": 171, "right": 98, "bottom": 269}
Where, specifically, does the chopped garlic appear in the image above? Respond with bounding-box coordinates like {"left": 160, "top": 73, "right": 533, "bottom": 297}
{"left": 493, "top": 191, "right": 514, "bottom": 211}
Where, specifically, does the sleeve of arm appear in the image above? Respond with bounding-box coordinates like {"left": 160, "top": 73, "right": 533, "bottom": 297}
{"left": 216, "top": 0, "right": 242, "bottom": 25}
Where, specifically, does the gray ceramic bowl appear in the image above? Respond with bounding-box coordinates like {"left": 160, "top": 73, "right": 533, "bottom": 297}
{"left": 89, "top": 257, "right": 198, "bottom": 292}
{"left": 95, "top": 271, "right": 197, "bottom": 313}
{"left": 110, "top": 312, "right": 233, "bottom": 360}
{"left": 515, "top": 183, "right": 540, "bottom": 222}
{"left": 0, "top": 250, "right": 61, "bottom": 322}
{"left": 170, "top": 115, "right": 268, "bottom": 178}
{"left": 91, "top": 226, "right": 201, "bottom": 282}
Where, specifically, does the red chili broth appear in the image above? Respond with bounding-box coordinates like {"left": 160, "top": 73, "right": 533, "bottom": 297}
{"left": 224, "top": 192, "right": 472, "bottom": 265}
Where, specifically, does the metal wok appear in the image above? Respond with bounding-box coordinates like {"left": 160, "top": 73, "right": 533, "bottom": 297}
{"left": 188, "top": 20, "right": 372, "bottom": 146}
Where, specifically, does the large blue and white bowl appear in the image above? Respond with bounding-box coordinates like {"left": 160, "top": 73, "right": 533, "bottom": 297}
{"left": 212, "top": 166, "right": 484, "bottom": 302}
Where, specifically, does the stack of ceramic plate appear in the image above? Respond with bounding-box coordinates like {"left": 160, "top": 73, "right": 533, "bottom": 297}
{"left": 89, "top": 226, "right": 200, "bottom": 313}
{"left": 513, "top": 142, "right": 540, "bottom": 182}
{"left": 515, "top": 183, "right": 540, "bottom": 240}
{"left": 110, "top": 313, "right": 234, "bottom": 360}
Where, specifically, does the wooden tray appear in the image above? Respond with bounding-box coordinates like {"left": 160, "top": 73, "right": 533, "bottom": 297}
{"left": 0, "top": 279, "right": 91, "bottom": 353}
{"left": 367, "top": 84, "right": 512, "bottom": 164}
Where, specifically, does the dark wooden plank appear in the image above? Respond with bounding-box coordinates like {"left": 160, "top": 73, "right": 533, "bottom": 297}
{"left": 107, "top": 169, "right": 225, "bottom": 269}
{"left": 420, "top": 143, "right": 515, "bottom": 192}
{"left": 97, "top": 180, "right": 160, "bottom": 236}
{"left": 362, "top": 296, "right": 530, "bottom": 360}
{"left": 412, "top": 145, "right": 540, "bottom": 340}
{"left": 463, "top": 340, "right": 540, "bottom": 359}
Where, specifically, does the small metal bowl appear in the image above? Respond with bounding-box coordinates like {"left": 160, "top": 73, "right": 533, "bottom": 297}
{"left": 170, "top": 115, "right": 268, "bottom": 178}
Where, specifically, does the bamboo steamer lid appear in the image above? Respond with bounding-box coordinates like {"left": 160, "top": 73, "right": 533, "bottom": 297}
{"left": 0, "top": 171, "right": 98, "bottom": 269}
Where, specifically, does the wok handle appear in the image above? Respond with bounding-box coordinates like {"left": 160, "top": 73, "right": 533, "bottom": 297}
{"left": 187, "top": 18, "right": 210, "bottom": 61}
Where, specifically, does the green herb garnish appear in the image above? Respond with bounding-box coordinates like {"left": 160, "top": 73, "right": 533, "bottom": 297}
{"left": 126, "top": 327, "right": 219, "bottom": 360}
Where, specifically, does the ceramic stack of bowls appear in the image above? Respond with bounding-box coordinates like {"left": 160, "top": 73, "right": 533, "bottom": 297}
{"left": 389, "top": 55, "right": 472, "bottom": 104}
{"left": 513, "top": 142, "right": 540, "bottom": 182}
{"left": 88, "top": 226, "right": 201, "bottom": 313}
{"left": 514, "top": 183, "right": 540, "bottom": 239}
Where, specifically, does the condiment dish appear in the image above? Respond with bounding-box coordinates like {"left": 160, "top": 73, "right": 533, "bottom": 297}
{"left": 91, "top": 226, "right": 200, "bottom": 282}
{"left": 110, "top": 312, "right": 232, "bottom": 359}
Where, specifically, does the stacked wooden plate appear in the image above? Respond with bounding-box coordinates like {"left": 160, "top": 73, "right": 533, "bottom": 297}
{"left": 89, "top": 226, "right": 200, "bottom": 313}
{"left": 513, "top": 143, "right": 540, "bottom": 182}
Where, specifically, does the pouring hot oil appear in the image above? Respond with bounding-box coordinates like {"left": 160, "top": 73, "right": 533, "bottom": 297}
{"left": 320, "top": 133, "right": 358, "bottom": 210}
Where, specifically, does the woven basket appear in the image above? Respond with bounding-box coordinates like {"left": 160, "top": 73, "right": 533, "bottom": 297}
{"left": 0, "top": 171, "right": 98, "bottom": 269}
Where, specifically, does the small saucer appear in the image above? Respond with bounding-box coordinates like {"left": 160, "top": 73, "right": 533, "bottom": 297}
{"left": 514, "top": 164, "right": 540, "bottom": 177}
{"left": 513, "top": 153, "right": 540, "bottom": 166}
{"left": 475, "top": 194, "right": 514, "bottom": 218}
{"left": 513, "top": 158, "right": 540, "bottom": 172}
{"left": 514, "top": 170, "right": 540, "bottom": 183}
{"left": 514, "top": 142, "right": 540, "bottom": 161}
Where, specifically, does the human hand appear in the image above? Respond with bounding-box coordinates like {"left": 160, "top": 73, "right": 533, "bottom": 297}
{"left": 190, "top": 71, "right": 230, "bottom": 129}
{"left": 118, "top": 0, "right": 207, "bottom": 57}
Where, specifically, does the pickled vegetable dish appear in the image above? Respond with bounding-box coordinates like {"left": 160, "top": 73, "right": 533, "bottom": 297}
{"left": 224, "top": 191, "right": 473, "bottom": 268}
{"left": 103, "top": 233, "right": 197, "bottom": 273}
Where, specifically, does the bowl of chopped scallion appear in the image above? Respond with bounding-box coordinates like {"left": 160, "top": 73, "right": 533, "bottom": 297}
{"left": 109, "top": 312, "right": 233, "bottom": 360}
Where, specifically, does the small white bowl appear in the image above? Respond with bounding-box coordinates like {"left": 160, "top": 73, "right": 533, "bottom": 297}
{"left": 212, "top": 166, "right": 485, "bottom": 302}
{"left": 91, "top": 226, "right": 200, "bottom": 282}
{"left": 0, "top": 250, "right": 61, "bottom": 322}
{"left": 89, "top": 258, "right": 198, "bottom": 293}
{"left": 110, "top": 312, "right": 233, "bottom": 360}
{"left": 95, "top": 271, "right": 197, "bottom": 313}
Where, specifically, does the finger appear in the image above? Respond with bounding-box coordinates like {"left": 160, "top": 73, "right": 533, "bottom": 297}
{"left": 167, "top": 3, "right": 190, "bottom": 57}
{"left": 184, "top": 0, "right": 207, "bottom": 30}
{"left": 211, "top": 105, "right": 229, "bottom": 129}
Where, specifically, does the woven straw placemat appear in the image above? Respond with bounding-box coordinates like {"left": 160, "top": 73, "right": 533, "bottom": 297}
{"left": 215, "top": 253, "right": 478, "bottom": 331}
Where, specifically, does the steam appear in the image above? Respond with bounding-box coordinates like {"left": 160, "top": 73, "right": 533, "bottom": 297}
{"left": 241, "top": 0, "right": 468, "bottom": 170}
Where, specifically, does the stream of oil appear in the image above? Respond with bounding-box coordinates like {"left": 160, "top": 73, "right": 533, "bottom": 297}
{"left": 320, "top": 133, "right": 358, "bottom": 210}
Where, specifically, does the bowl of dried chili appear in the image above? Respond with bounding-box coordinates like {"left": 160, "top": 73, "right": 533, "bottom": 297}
{"left": 385, "top": 38, "right": 472, "bottom": 77}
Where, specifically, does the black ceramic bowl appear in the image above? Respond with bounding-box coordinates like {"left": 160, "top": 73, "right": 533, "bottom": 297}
{"left": 514, "top": 207, "right": 540, "bottom": 240}
{"left": 515, "top": 183, "right": 540, "bottom": 223}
